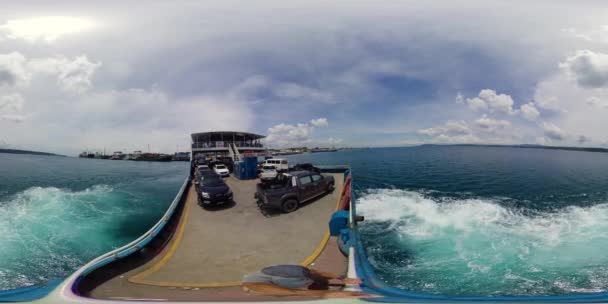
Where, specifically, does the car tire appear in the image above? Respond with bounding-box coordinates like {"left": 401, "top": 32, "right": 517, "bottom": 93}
{"left": 197, "top": 195, "right": 203, "bottom": 206}
{"left": 327, "top": 183, "right": 335, "bottom": 192}
{"left": 281, "top": 199, "right": 299, "bottom": 213}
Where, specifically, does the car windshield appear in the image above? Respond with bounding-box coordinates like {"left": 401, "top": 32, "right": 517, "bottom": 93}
{"left": 201, "top": 177, "right": 224, "bottom": 186}
{"left": 216, "top": 165, "right": 226, "bottom": 169}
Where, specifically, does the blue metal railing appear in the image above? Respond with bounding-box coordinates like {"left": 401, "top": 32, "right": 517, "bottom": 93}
{"left": 71, "top": 176, "right": 190, "bottom": 285}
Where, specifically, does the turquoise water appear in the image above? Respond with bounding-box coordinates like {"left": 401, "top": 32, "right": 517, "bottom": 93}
{"left": 3, "top": 146, "right": 608, "bottom": 296}
{"left": 0, "top": 154, "right": 188, "bottom": 290}
{"left": 285, "top": 146, "right": 608, "bottom": 296}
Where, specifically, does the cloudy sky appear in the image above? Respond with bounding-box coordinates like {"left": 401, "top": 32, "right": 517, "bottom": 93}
{"left": 1, "top": 0, "right": 607, "bottom": 155}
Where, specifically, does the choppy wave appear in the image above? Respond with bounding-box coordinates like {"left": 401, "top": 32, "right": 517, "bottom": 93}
{"left": 357, "top": 189, "right": 608, "bottom": 296}
{"left": 0, "top": 185, "right": 137, "bottom": 290}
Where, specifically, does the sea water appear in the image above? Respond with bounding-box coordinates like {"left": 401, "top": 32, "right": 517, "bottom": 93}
{"left": 0, "top": 154, "right": 187, "bottom": 290}
{"left": 285, "top": 146, "right": 608, "bottom": 296}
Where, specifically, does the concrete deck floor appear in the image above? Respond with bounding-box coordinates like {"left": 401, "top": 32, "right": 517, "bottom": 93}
{"left": 89, "top": 173, "right": 346, "bottom": 300}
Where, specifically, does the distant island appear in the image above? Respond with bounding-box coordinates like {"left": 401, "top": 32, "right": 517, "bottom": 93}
{"left": 0, "top": 148, "right": 63, "bottom": 157}
{"left": 421, "top": 144, "right": 608, "bottom": 154}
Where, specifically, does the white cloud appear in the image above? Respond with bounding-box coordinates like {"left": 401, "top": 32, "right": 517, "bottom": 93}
{"left": 415, "top": 120, "right": 481, "bottom": 144}
{"left": 475, "top": 115, "right": 511, "bottom": 132}
{"left": 455, "top": 92, "right": 465, "bottom": 104}
{"left": 0, "top": 52, "right": 29, "bottom": 87}
{"left": 275, "top": 83, "right": 333, "bottom": 103}
{"left": 466, "top": 96, "right": 487, "bottom": 111}
{"left": 310, "top": 117, "right": 328, "bottom": 127}
{"left": 520, "top": 102, "right": 540, "bottom": 121}
{"left": 418, "top": 117, "right": 521, "bottom": 145}
{"left": 562, "top": 26, "right": 608, "bottom": 44}
{"left": 542, "top": 122, "right": 566, "bottom": 141}
{"left": 29, "top": 55, "right": 101, "bottom": 93}
{"left": 560, "top": 50, "right": 608, "bottom": 88}
{"left": 0, "top": 93, "right": 25, "bottom": 122}
{"left": 0, "top": 16, "right": 97, "bottom": 42}
{"left": 533, "top": 57, "right": 608, "bottom": 145}
{"left": 418, "top": 120, "right": 471, "bottom": 137}
{"left": 265, "top": 118, "right": 329, "bottom": 147}
{"left": 327, "top": 137, "right": 343, "bottom": 145}
{"left": 234, "top": 75, "right": 334, "bottom": 104}
{"left": 234, "top": 75, "right": 269, "bottom": 92}
{"left": 432, "top": 133, "right": 480, "bottom": 144}
{"left": 0, "top": 52, "right": 101, "bottom": 92}
{"left": 466, "top": 89, "right": 516, "bottom": 115}
{"left": 265, "top": 123, "right": 313, "bottom": 147}
{"left": 585, "top": 96, "right": 608, "bottom": 108}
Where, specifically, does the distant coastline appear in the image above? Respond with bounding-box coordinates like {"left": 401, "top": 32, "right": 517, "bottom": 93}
{"left": 0, "top": 148, "right": 63, "bottom": 157}
{"left": 420, "top": 144, "right": 608, "bottom": 154}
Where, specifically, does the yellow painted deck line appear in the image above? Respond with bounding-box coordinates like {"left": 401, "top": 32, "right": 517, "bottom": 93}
{"left": 300, "top": 181, "right": 344, "bottom": 267}
{"left": 129, "top": 175, "right": 345, "bottom": 288}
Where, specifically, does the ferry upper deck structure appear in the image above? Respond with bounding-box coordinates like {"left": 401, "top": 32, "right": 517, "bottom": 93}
{"left": 191, "top": 131, "right": 266, "bottom": 161}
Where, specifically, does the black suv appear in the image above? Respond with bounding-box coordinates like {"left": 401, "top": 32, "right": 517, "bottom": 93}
{"left": 196, "top": 175, "right": 233, "bottom": 206}
{"left": 255, "top": 171, "right": 334, "bottom": 213}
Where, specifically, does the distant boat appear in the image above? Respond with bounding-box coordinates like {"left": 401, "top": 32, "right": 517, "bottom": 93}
{"left": 110, "top": 151, "right": 124, "bottom": 160}
{"left": 133, "top": 153, "right": 172, "bottom": 162}
{"left": 310, "top": 147, "right": 338, "bottom": 153}
{"left": 173, "top": 152, "right": 190, "bottom": 161}
{"left": 79, "top": 152, "right": 95, "bottom": 158}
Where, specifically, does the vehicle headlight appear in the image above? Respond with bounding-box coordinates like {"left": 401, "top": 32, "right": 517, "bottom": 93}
{"left": 227, "top": 189, "right": 233, "bottom": 195}
{"left": 202, "top": 192, "right": 210, "bottom": 198}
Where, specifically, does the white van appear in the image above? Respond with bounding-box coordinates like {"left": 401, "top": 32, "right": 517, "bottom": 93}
{"left": 261, "top": 158, "right": 288, "bottom": 171}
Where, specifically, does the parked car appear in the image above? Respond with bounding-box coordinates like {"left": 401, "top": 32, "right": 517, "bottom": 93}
{"left": 258, "top": 165, "right": 278, "bottom": 181}
{"left": 258, "top": 158, "right": 289, "bottom": 172}
{"left": 213, "top": 164, "right": 230, "bottom": 177}
{"left": 196, "top": 175, "right": 233, "bottom": 206}
{"left": 194, "top": 165, "right": 216, "bottom": 181}
{"left": 194, "top": 165, "right": 217, "bottom": 177}
{"left": 255, "top": 171, "right": 335, "bottom": 213}
{"left": 197, "top": 164, "right": 212, "bottom": 172}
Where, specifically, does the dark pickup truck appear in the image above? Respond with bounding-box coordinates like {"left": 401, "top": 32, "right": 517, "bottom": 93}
{"left": 255, "top": 170, "right": 335, "bottom": 213}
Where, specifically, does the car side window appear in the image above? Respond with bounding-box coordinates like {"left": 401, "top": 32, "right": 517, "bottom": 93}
{"left": 299, "top": 175, "right": 312, "bottom": 185}
{"left": 311, "top": 174, "right": 322, "bottom": 182}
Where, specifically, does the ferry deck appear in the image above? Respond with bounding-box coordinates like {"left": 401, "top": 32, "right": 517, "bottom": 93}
{"left": 72, "top": 172, "right": 353, "bottom": 301}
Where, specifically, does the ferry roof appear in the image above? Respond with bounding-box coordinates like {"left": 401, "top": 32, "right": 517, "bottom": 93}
{"left": 191, "top": 131, "right": 265, "bottom": 142}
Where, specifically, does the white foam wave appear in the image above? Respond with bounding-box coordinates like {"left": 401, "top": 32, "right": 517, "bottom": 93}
{"left": 357, "top": 189, "right": 608, "bottom": 295}
{"left": 0, "top": 185, "right": 131, "bottom": 290}
{"left": 357, "top": 189, "right": 608, "bottom": 246}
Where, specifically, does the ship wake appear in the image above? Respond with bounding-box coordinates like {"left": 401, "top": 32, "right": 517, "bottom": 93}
{"left": 357, "top": 189, "right": 608, "bottom": 296}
